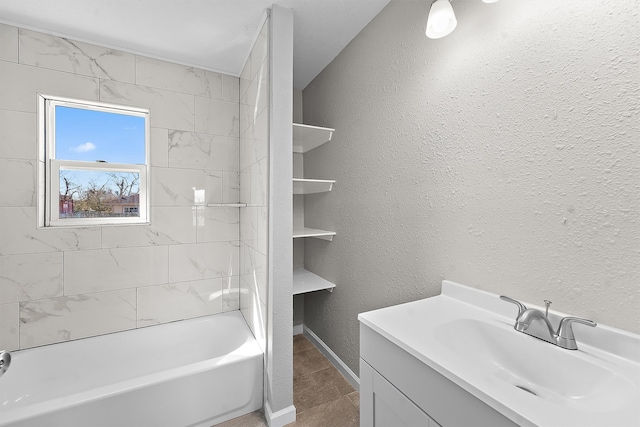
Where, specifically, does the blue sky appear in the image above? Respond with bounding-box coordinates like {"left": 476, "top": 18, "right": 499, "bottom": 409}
{"left": 55, "top": 106, "right": 144, "bottom": 197}
{"left": 55, "top": 106, "right": 145, "bottom": 164}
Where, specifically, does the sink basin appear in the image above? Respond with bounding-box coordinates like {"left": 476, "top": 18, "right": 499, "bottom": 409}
{"left": 358, "top": 280, "right": 640, "bottom": 426}
{"left": 434, "top": 319, "right": 639, "bottom": 412}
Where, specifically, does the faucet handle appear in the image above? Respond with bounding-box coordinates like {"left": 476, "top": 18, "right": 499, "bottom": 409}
{"left": 556, "top": 317, "right": 597, "bottom": 350}
{"left": 499, "top": 295, "right": 527, "bottom": 319}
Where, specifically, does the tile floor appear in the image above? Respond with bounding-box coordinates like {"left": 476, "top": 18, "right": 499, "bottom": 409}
{"left": 215, "top": 334, "right": 359, "bottom": 427}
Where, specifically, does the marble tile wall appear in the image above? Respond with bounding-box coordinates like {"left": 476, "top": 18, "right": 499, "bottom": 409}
{"left": 0, "top": 24, "right": 242, "bottom": 351}
{"left": 239, "top": 20, "right": 270, "bottom": 352}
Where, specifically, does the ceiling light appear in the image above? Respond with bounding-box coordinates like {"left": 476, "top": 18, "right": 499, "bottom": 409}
{"left": 426, "top": 0, "right": 457, "bottom": 39}
{"left": 482, "top": 0, "right": 499, "bottom": 3}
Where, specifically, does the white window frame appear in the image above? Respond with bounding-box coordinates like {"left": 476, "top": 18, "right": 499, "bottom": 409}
{"left": 38, "top": 94, "right": 150, "bottom": 227}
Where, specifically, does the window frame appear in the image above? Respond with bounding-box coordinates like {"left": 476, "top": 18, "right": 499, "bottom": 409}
{"left": 38, "top": 94, "right": 151, "bottom": 227}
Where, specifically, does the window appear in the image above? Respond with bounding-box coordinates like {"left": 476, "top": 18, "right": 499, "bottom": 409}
{"left": 39, "top": 95, "right": 150, "bottom": 227}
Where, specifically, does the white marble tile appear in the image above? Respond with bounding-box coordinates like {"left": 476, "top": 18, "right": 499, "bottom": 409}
{"left": 136, "top": 56, "right": 223, "bottom": 98}
{"left": 206, "top": 170, "right": 224, "bottom": 204}
{"left": 137, "top": 278, "right": 223, "bottom": 327}
{"left": 195, "top": 97, "right": 239, "bottom": 137}
{"left": 101, "top": 207, "right": 196, "bottom": 248}
{"left": 257, "top": 206, "right": 268, "bottom": 256}
{"left": 197, "top": 207, "right": 239, "bottom": 243}
{"left": 239, "top": 169, "right": 251, "bottom": 205}
{"left": 19, "top": 289, "right": 136, "bottom": 349}
{"left": 255, "top": 63, "right": 269, "bottom": 120}
{"left": 240, "top": 73, "right": 258, "bottom": 113}
{"left": 245, "top": 245, "right": 267, "bottom": 306}
{"left": 240, "top": 207, "right": 258, "bottom": 250}
{"left": 0, "top": 61, "right": 99, "bottom": 113}
{"left": 241, "top": 64, "right": 267, "bottom": 121}
{"left": 239, "top": 136, "right": 253, "bottom": 173}
{"left": 250, "top": 107, "right": 270, "bottom": 155}
{"left": 241, "top": 110, "right": 269, "bottom": 168}
{"left": 239, "top": 279, "right": 266, "bottom": 353}
{"left": 0, "top": 23, "right": 18, "bottom": 62}
{"left": 100, "top": 80, "right": 194, "bottom": 131}
{"left": 0, "top": 207, "right": 101, "bottom": 255}
{"left": 223, "top": 171, "right": 240, "bottom": 203}
{"left": 239, "top": 276, "right": 254, "bottom": 332}
{"left": 0, "top": 303, "right": 19, "bottom": 351}
{"left": 250, "top": 22, "right": 269, "bottom": 81}
{"left": 168, "top": 131, "right": 239, "bottom": 171}
{"left": 222, "top": 275, "right": 239, "bottom": 312}
{"left": 0, "top": 110, "right": 36, "bottom": 160}
{"left": 19, "top": 29, "right": 135, "bottom": 83}
{"left": 0, "top": 252, "right": 63, "bottom": 304}
{"left": 150, "top": 127, "right": 169, "bottom": 167}
{"left": 239, "top": 103, "right": 253, "bottom": 138}
{"left": 64, "top": 246, "right": 168, "bottom": 295}
{"left": 168, "top": 241, "right": 239, "bottom": 283}
{"left": 239, "top": 71, "right": 251, "bottom": 109}
{"left": 251, "top": 158, "right": 268, "bottom": 206}
{"left": 151, "top": 167, "right": 206, "bottom": 206}
{"left": 222, "top": 75, "right": 240, "bottom": 102}
{"left": 0, "top": 158, "right": 36, "bottom": 206}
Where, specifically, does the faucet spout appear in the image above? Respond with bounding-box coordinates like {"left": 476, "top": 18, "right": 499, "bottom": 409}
{"left": 500, "top": 295, "right": 597, "bottom": 350}
{"left": 515, "top": 308, "right": 556, "bottom": 344}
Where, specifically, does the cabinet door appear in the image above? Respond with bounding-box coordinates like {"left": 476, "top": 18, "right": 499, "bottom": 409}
{"left": 360, "top": 359, "right": 438, "bottom": 427}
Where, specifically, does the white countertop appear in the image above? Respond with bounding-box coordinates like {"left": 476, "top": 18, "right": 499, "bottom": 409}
{"left": 358, "top": 280, "right": 640, "bottom": 427}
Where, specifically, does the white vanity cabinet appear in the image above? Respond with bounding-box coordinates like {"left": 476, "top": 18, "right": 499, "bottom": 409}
{"left": 359, "top": 281, "right": 640, "bottom": 427}
{"left": 360, "top": 360, "right": 440, "bottom": 427}
{"left": 359, "top": 323, "right": 517, "bottom": 427}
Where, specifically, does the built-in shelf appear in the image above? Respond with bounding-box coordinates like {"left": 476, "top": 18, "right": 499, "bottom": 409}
{"left": 292, "top": 123, "right": 334, "bottom": 154}
{"left": 293, "top": 178, "right": 335, "bottom": 194}
{"left": 206, "top": 203, "right": 247, "bottom": 207}
{"left": 293, "top": 227, "right": 336, "bottom": 241}
{"left": 293, "top": 269, "right": 336, "bottom": 294}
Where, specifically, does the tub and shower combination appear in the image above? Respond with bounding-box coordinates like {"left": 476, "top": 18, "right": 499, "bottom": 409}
{"left": 0, "top": 311, "right": 263, "bottom": 427}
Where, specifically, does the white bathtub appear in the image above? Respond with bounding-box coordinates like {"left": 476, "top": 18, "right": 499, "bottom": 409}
{"left": 0, "top": 311, "right": 263, "bottom": 427}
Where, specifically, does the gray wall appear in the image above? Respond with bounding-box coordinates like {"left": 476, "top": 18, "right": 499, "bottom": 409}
{"left": 302, "top": 0, "right": 639, "bottom": 375}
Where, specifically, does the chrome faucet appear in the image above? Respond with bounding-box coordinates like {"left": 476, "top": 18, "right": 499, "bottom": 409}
{"left": 0, "top": 350, "right": 10, "bottom": 378}
{"left": 500, "top": 296, "right": 596, "bottom": 350}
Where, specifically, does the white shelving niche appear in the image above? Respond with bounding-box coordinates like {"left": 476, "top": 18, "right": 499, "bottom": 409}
{"left": 293, "top": 123, "right": 335, "bottom": 154}
{"left": 292, "top": 122, "right": 336, "bottom": 295}
{"left": 293, "top": 178, "right": 335, "bottom": 195}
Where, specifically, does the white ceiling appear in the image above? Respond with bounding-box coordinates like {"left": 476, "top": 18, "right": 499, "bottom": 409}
{"left": 0, "top": 0, "right": 390, "bottom": 89}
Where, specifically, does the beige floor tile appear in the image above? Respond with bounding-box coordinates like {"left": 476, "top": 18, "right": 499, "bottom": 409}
{"left": 294, "top": 366, "right": 354, "bottom": 412}
{"left": 293, "top": 334, "right": 315, "bottom": 353}
{"left": 290, "top": 396, "right": 359, "bottom": 427}
{"left": 346, "top": 391, "right": 360, "bottom": 410}
{"left": 293, "top": 346, "right": 332, "bottom": 379}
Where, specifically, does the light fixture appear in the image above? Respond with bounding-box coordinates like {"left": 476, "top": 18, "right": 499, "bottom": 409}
{"left": 482, "top": 0, "right": 499, "bottom": 3}
{"left": 426, "top": 0, "right": 457, "bottom": 39}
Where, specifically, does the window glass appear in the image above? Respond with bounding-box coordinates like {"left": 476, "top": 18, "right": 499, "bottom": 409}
{"left": 55, "top": 106, "right": 145, "bottom": 164}
{"left": 59, "top": 169, "right": 141, "bottom": 219}
{"left": 39, "top": 95, "right": 149, "bottom": 227}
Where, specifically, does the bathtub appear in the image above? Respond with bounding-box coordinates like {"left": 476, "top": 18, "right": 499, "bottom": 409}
{"left": 0, "top": 311, "right": 263, "bottom": 427}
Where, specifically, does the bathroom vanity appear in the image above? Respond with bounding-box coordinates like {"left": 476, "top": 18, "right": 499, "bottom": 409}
{"left": 358, "top": 281, "right": 640, "bottom": 427}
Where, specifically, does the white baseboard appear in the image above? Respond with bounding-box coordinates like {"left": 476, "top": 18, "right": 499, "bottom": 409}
{"left": 264, "top": 402, "right": 296, "bottom": 427}
{"left": 293, "top": 323, "right": 303, "bottom": 335}
{"left": 303, "top": 325, "right": 360, "bottom": 391}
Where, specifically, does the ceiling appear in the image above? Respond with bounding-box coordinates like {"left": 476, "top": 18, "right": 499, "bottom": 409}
{"left": 0, "top": 0, "right": 390, "bottom": 90}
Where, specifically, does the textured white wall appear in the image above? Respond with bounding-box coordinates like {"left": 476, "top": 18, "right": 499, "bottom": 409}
{"left": 302, "top": 0, "right": 639, "bottom": 375}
